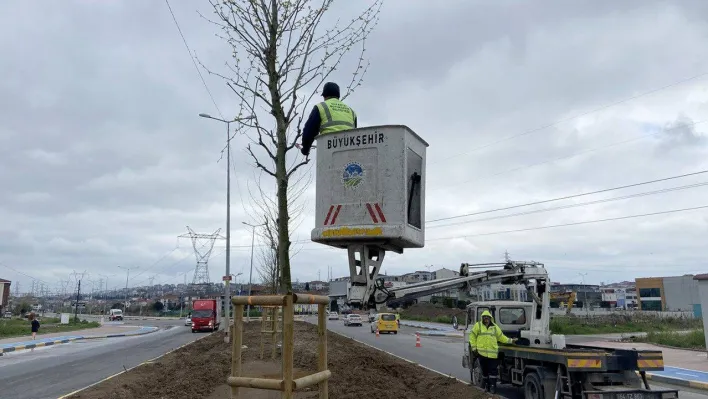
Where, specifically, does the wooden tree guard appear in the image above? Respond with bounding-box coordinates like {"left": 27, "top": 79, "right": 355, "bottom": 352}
{"left": 260, "top": 306, "right": 280, "bottom": 360}
{"left": 229, "top": 293, "right": 331, "bottom": 399}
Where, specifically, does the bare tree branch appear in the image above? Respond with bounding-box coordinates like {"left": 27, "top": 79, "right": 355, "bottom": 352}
{"left": 202, "top": 0, "right": 383, "bottom": 292}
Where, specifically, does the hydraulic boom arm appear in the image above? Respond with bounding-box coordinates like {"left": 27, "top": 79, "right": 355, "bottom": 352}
{"left": 352, "top": 260, "right": 550, "bottom": 311}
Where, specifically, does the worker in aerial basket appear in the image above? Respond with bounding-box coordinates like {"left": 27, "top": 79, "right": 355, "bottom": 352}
{"left": 299, "top": 82, "right": 358, "bottom": 156}
{"left": 469, "top": 310, "right": 517, "bottom": 394}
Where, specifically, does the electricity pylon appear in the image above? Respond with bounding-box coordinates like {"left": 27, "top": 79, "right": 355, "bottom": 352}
{"left": 178, "top": 226, "right": 224, "bottom": 286}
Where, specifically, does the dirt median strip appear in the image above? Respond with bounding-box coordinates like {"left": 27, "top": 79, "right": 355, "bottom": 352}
{"left": 57, "top": 332, "right": 214, "bottom": 399}
{"left": 64, "top": 321, "right": 491, "bottom": 399}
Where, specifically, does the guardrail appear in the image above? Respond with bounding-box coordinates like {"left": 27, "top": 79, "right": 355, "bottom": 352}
{"left": 228, "top": 293, "right": 331, "bottom": 399}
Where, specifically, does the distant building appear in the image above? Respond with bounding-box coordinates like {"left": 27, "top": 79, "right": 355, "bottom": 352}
{"left": 550, "top": 283, "right": 601, "bottom": 307}
{"left": 600, "top": 285, "right": 637, "bottom": 309}
{"left": 0, "top": 278, "right": 9, "bottom": 314}
{"left": 636, "top": 275, "right": 700, "bottom": 313}
{"left": 401, "top": 271, "right": 432, "bottom": 284}
{"left": 308, "top": 281, "right": 328, "bottom": 291}
{"left": 470, "top": 283, "right": 528, "bottom": 302}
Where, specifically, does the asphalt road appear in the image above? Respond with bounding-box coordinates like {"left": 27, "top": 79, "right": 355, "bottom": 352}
{"left": 0, "top": 318, "right": 200, "bottom": 399}
{"left": 315, "top": 317, "right": 708, "bottom": 399}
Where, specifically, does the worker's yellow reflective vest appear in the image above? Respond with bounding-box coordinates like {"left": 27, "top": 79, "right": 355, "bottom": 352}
{"left": 316, "top": 98, "right": 356, "bottom": 135}
{"left": 469, "top": 310, "right": 511, "bottom": 359}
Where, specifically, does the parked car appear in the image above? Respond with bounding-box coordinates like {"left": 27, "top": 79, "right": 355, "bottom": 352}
{"left": 368, "top": 313, "right": 377, "bottom": 323}
{"left": 184, "top": 316, "right": 192, "bottom": 326}
{"left": 327, "top": 311, "right": 339, "bottom": 320}
{"left": 343, "top": 314, "right": 362, "bottom": 326}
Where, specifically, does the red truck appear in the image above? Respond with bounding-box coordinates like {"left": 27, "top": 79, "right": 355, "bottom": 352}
{"left": 191, "top": 299, "right": 221, "bottom": 333}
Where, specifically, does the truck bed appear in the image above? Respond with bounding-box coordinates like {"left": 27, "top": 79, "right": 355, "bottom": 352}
{"left": 498, "top": 342, "right": 665, "bottom": 373}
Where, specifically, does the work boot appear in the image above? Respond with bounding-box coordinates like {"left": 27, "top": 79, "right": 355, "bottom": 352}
{"left": 489, "top": 377, "right": 497, "bottom": 394}
{"left": 483, "top": 377, "right": 490, "bottom": 392}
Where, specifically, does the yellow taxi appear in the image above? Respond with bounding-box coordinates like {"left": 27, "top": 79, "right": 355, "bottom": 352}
{"left": 370, "top": 312, "right": 399, "bottom": 334}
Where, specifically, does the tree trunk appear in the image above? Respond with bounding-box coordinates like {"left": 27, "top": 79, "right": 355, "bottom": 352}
{"left": 266, "top": 0, "right": 292, "bottom": 294}
{"left": 276, "top": 127, "right": 292, "bottom": 293}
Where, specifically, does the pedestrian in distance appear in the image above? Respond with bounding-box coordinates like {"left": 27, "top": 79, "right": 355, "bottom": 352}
{"left": 469, "top": 310, "right": 517, "bottom": 394}
{"left": 29, "top": 312, "right": 40, "bottom": 340}
{"left": 298, "top": 82, "right": 358, "bottom": 156}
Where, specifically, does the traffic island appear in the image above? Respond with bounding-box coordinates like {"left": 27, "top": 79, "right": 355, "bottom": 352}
{"left": 65, "top": 321, "right": 489, "bottom": 399}
{"left": 0, "top": 325, "right": 158, "bottom": 354}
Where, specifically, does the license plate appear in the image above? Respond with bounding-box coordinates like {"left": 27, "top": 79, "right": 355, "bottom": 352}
{"left": 617, "top": 393, "right": 649, "bottom": 399}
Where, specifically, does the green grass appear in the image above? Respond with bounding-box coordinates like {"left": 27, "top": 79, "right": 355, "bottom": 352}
{"left": 401, "top": 312, "right": 703, "bottom": 336}
{"left": 635, "top": 329, "right": 706, "bottom": 349}
{"left": 549, "top": 314, "right": 703, "bottom": 335}
{"left": 0, "top": 318, "right": 100, "bottom": 339}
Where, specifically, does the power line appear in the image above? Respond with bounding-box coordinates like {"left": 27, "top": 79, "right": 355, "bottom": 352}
{"left": 427, "top": 169, "right": 708, "bottom": 223}
{"left": 129, "top": 247, "right": 179, "bottom": 282}
{"left": 435, "top": 119, "right": 706, "bottom": 190}
{"left": 427, "top": 204, "right": 708, "bottom": 242}
{"left": 0, "top": 261, "right": 51, "bottom": 286}
{"left": 428, "top": 180, "right": 708, "bottom": 229}
{"left": 432, "top": 70, "right": 708, "bottom": 164}
{"left": 164, "top": 0, "right": 223, "bottom": 119}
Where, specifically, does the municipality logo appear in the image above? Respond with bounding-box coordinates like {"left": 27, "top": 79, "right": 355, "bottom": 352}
{"left": 342, "top": 162, "right": 364, "bottom": 188}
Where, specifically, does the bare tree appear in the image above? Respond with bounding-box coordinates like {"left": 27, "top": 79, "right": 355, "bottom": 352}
{"left": 256, "top": 211, "right": 278, "bottom": 294}
{"left": 201, "top": 0, "right": 383, "bottom": 292}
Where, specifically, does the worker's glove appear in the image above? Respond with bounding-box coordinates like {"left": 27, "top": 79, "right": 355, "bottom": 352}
{"left": 511, "top": 338, "right": 518, "bottom": 344}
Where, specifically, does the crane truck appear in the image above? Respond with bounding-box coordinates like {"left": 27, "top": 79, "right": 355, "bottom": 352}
{"left": 308, "top": 125, "right": 678, "bottom": 399}
{"left": 348, "top": 259, "right": 678, "bottom": 399}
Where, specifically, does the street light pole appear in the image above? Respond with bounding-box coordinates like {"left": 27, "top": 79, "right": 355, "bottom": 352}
{"left": 99, "top": 274, "right": 114, "bottom": 318}
{"left": 199, "top": 112, "right": 254, "bottom": 342}
{"left": 243, "top": 221, "right": 266, "bottom": 322}
{"left": 579, "top": 272, "right": 589, "bottom": 315}
{"left": 118, "top": 266, "right": 138, "bottom": 316}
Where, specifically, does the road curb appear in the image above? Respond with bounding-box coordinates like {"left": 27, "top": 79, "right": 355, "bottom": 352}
{"left": 645, "top": 373, "right": 708, "bottom": 391}
{"left": 1, "top": 326, "right": 159, "bottom": 354}
{"left": 0, "top": 337, "right": 82, "bottom": 354}
{"left": 56, "top": 331, "right": 214, "bottom": 399}
{"left": 415, "top": 330, "right": 463, "bottom": 337}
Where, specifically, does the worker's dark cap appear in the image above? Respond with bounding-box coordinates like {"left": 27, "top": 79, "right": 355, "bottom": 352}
{"left": 322, "top": 82, "right": 340, "bottom": 98}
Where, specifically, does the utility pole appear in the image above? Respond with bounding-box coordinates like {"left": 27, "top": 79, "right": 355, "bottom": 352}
{"left": 118, "top": 266, "right": 138, "bottom": 316}
{"left": 70, "top": 270, "right": 87, "bottom": 322}
{"left": 199, "top": 112, "right": 255, "bottom": 343}
{"left": 99, "top": 274, "right": 114, "bottom": 316}
{"left": 243, "top": 221, "right": 266, "bottom": 322}
{"left": 74, "top": 280, "right": 81, "bottom": 322}
{"left": 97, "top": 278, "right": 104, "bottom": 315}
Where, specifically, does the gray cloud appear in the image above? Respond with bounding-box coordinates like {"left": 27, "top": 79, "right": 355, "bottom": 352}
{"left": 1, "top": 1, "right": 707, "bottom": 294}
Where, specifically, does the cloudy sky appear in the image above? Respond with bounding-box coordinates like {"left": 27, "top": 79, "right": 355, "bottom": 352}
{"left": 1, "top": 0, "right": 707, "bottom": 296}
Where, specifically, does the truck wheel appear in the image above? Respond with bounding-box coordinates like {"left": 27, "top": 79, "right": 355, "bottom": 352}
{"left": 192, "top": 329, "right": 196, "bottom": 333}
{"left": 470, "top": 357, "right": 484, "bottom": 388}
{"left": 523, "top": 372, "right": 544, "bottom": 399}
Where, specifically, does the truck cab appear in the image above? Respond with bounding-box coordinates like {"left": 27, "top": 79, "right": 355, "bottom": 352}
{"left": 464, "top": 301, "right": 532, "bottom": 339}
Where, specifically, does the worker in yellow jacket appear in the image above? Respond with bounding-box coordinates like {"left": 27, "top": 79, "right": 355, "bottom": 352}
{"left": 469, "top": 310, "right": 517, "bottom": 393}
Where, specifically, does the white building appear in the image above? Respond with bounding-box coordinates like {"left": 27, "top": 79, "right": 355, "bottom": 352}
{"left": 431, "top": 267, "right": 460, "bottom": 299}
{"left": 470, "top": 283, "right": 528, "bottom": 302}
